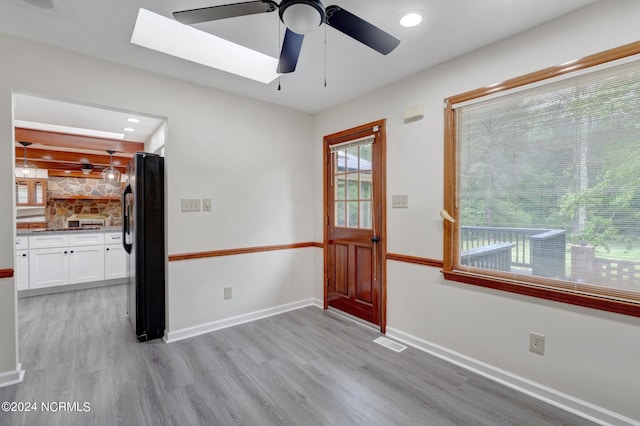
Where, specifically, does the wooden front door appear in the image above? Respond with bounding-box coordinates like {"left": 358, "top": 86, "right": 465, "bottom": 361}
{"left": 324, "top": 120, "right": 386, "bottom": 330}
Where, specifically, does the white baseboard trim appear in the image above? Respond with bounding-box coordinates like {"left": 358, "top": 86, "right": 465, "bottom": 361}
{"left": 0, "top": 363, "right": 25, "bottom": 389}
{"left": 386, "top": 327, "right": 639, "bottom": 426}
{"left": 164, "top": 298, "right": 319, "bottom": 343}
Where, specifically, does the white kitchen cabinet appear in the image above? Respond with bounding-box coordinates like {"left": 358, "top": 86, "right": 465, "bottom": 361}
{"left": 16, "top": 236, "right": 29, "bottom": 250}
{"left": 29, "top": 233, "right": 69, "bottom": 249}
{"left": 104, "top": 232, "right": 126, "bottom": 280}
{"left": 29, "top": 247, "right": 70, "bottom": 289}
{"left": 104, "top": 232, "right": 123, "bottom": 244}
{"left": 68, "top": 245, "right": 105, "bottom": 284}
{"left": 69, "top": 232, "right": 105, "bottom": 246}
{"left": 16, "top": 250, "right": 29, "bottom": 291}
{"left": 27, "top": 233, "right": 105, "bottom": 289}
{"left": 105, "top": 244, "right": 126, "bottom": 279}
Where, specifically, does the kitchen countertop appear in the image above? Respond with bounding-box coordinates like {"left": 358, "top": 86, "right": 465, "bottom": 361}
{"left": 17, "top": 226, "right": 123, "bottom": 236}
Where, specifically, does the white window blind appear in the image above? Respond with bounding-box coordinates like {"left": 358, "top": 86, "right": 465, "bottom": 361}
{"left": 329, "top": 135, "right": 375, "bottom": 153}
{"left": 455, "top": 58, "right": 640, "bottom": 303}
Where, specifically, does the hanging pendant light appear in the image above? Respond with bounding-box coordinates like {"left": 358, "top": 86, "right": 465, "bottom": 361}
{"left": 17, "top": 141, "right": 38, "bottom": 178}
{"left": 102, "top": 150, "right": 121, "bottom": 186}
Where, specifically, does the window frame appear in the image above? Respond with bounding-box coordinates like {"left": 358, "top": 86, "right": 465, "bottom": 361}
{"left": 443, "top": 41, "right": 640, "bottom": 318}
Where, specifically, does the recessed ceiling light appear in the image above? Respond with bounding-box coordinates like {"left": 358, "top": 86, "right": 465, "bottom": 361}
{"left": 131, "top": 8, "right": 279, "bottom": 84}
{"left": 400, "top": 12, "right": 423, "bottom": 28}
{"left": 123, "top": 127, "right": 135, "bottom": 132}
{"left": 127, "top": 118, "right": 140, "bottom": 123}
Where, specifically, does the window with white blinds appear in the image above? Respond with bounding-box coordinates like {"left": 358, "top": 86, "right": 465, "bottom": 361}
{"left": 444, "top": 43, "right": 640, "bottom": 316}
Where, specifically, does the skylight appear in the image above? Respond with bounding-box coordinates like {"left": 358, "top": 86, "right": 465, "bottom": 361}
{"left": 14, "top": 120, "right": 126, "bottom": 139}
{"left": 130, "top": 8, "right": 280, "bottom": 84}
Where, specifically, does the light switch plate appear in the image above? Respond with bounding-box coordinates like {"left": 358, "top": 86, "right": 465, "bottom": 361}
{"left": 202, "top": 198, "right": 212, "bottom": 212}
{"left": 181, "top": 198, "right": 201, "bottom": 212}
{"left": 392, "top": 194, "right": 409, "bottom": 208}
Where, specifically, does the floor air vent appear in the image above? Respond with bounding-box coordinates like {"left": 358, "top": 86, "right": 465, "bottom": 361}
{"left": 373, "top": 336, "right": 407, "bottom": 353}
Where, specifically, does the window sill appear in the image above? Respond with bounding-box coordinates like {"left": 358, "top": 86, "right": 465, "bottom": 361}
{"left": 441, "top": 270, "right": 640, "bottom": 318}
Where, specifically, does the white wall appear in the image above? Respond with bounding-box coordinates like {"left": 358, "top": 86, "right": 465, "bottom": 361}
{"left": 314, "top": 0, "right": 640, "bottom": 421}
{"left": 0, "top": 32, "right": 316, "bottom": 379}
{"left": 145, "top": 121, "right": 166, "bottom": 155}
{"left": 0, "top": 83, "right": 18, "bottom": 380}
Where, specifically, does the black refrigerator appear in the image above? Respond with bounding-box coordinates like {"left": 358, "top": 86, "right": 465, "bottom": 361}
{"left": 122, "top": 152, "right": 165, "bottom": 342}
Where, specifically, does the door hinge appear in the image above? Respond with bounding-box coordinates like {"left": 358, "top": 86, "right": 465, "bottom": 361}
{"left": 327, "top": 216, "right": 330, "bottom": 226}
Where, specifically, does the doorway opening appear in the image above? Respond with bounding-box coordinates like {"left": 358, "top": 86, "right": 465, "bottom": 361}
{"left": 323, "top": 119, "right": 387, "bottom": 332}
{"left": 11, "top": 92, "right": 167, "bottom": 363}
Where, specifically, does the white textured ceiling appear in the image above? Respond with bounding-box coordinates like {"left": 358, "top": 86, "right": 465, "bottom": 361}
{"left": 1, "top": 0, "right": 599, "bottom": 116}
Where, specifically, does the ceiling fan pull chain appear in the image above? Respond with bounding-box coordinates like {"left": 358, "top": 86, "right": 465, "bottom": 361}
{"left": 278, "top": 16, "right": 282, "bottom": 91}
{"left": 324, "top": 22, "right": 327, "bottom": 87}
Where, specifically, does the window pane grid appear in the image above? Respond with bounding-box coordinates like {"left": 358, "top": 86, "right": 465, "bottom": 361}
{"left": 333, "top": 144, "right": 373, "bottom": 229}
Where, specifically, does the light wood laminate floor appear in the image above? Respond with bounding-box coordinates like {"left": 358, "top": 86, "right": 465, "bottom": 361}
{"left": 0, "top": 285, "right": 594, "bottom": 426}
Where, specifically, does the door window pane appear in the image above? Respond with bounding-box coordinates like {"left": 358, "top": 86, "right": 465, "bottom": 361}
{"left": 360, "top": 144, "right": 372, "bottom": 164}
{"left": 335, "top": 202, "right": 346, "bottom": 227}
{"left": 331, "top": 142, "right": 374, "bottom": 229}
{"left": 360, "top": 173, "right": 372, "bottom": 200}
{"left": 335, "top": 175, "right": 346, "bottom": 200}
{"left": 347, "top": 147, "right": 359, "bottom": 171}
{"left": 348, "top": 201, "right": 359, "bottom": 228}
{"left": 335, "top": 150, "right": 346, "bottom": 173}
{"left": 347, "top": 174, "right": 359, "bottom": 200}
{"left": 360, "top": 201, "right": 372, "bottom": 229}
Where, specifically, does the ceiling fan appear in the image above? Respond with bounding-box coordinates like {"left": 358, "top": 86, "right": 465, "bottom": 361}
{"left": 173, "top": 0, "right": 401, "bottom": 73}
{"left": 57, "top": 163, "right": 105, "bottom": 175}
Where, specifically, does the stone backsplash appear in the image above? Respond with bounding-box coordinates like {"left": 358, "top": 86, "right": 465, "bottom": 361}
{"left": 47, "top": 176, "right": 123, "bottom": 198}
{"left": 46, "top": 177, "right": 123, "bottom": 228}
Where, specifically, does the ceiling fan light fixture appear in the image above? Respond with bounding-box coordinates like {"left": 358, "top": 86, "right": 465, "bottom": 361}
{"left": 280, "top": 0, "right": 325, "bottom": 35}
{"left": 16, "top": 141, "right": 38, "bottom": 178}
{"left": 81, "top": 164, "right": 94, "bottom": 175}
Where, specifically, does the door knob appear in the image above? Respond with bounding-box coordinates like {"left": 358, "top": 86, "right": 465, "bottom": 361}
{"left": 371, "top": 236, "right": 380, "bottom": 243}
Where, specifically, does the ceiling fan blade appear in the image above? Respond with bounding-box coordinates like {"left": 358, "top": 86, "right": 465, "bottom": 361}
{"left": 277, "top": 28, "right": 304, "bottom": 73}
{"left": 173, "top": 0, "right": 278, "bottom": 25}
{"left": 325, "top": 5, "right": 400, "bottom": 55}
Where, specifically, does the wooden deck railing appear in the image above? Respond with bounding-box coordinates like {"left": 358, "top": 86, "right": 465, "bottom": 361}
{"left": 461, "top": 242, "right": 514, "bottom": 271}
{"left": 460, "top": 227, "right": 639, "bottom": 291}
{"left": 460, "top": 226, "right": 566, "bottom": 277}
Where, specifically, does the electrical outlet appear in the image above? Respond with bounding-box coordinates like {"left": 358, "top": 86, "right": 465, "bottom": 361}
{"left": 224, "top": 287, "right": 232, "bottom": 300}
{"left": 529, "top": 332, "right": 545, "bottom": 355}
